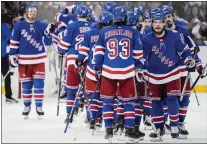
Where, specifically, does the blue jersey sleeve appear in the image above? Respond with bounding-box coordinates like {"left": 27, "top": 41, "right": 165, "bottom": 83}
{"left": 142, "top": 36, "right": 152, "bottom": 69}
{"left": 9, "top": 23, "right": 20, "bottom": 55}
{"left": 175, "top": 32, "right": 192, "bottom": 63}
{"left": 57, "top": 23, "right": 74, "bottom": 53}
{"left": 133, "top": 30, "right": 144, "bottom": 69}
{"left": 94, "top": 31, "right": 105, "bottom": 71}
{"left": 77, "top": 32, "right": 90, "bottom": 61}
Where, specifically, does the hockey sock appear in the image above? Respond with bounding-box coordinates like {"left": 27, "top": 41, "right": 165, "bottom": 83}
{"left": 75, "top": 92, "right": 82, "bottom": 108}
{"left": 103, "top": 98, "right": 114, "bottom": 128}
{"left": 163, "top": 97, "right": 168, "bottom": 123}
{"left": 134, "top": 99, "right": 143, "bottom": 126}
{"left": 33, "top": 79, "right": 44, "bottom": 107}
{"left": 124, "top": 102, "right": 135, "bottom": 128}
{"left": 142, "top": 99, "right": 152, "bottom": 116}
{"left": 151, "top": 100, "right": 164, "bottom": 129}
{"left": 167, "top": 96, "right": 179, "bottom": 126}
{"left": 116, "top": 103, "right": 124, "bottom": 123}
{"left": 113, "top": 98, "right": 118, "bottom": 120}
{"left": 66, "top": 88, "right": 77, "bottom": 115}
{"left": 22, "top": 81, "right": 33, "bottom": 107}
{"left": 97, "top": 99, "right": 103, "bottom": 117}
{"left": 88, "top": 93, "right": 99, "bottom": 120}
{"left": 179, "top": 96, "right": 189, "bottom": 124}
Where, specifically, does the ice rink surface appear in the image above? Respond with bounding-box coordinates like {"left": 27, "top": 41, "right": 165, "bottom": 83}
{"left": 2, "top": 93, "right": 207, "bottom": 143}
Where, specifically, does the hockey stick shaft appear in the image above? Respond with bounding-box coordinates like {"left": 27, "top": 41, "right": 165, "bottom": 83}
{"left": 57, "top": 55, "right": 63, "bottom": 116}
{"left": 189, "top": 75, "right": 200, "bottom": 106}
{"left": 2, "top": 70, "right": 10, "bottom": 82}
{"left": 180, "top": 72, "right": 190, "bottom": 101}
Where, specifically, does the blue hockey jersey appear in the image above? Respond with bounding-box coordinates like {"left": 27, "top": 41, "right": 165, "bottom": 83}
{"left": 143, "top": 26, "right": 152, "bottom": 36}
{"left": 142, "top": 29, "right": 192, "bottom": 84}
{"left": 95, "top": 25, "right": 143, "bottom": 80}
{"left": 173, "top": 24, "right": 201, "bottom": 77}
{"left": 77, "top": 26, "right": 100, "bottom": 81}
{"left": 2, "top": 23, "right": 11, "bottom": 57}
{"left": 57, "top": 21, "right": 91, "bottom": 64}
{"left": 9, "top": 20, "right": 52, "bottom": 64}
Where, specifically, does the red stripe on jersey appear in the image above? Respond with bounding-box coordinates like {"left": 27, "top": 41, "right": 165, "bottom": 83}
{"left": 133, "top": 52, "right": 143, "bottom": 57}
{"left": 79, "top": 48, "right": 89, "bottom": 53}
{"left": 145, "top": 69, "right": 180, "bottom": 80}
{"left": 10, "top": 42, "right": 19, "bottom": 46}
{"left": 103, "top": 67, "right": 134, "bottom": 75}
{"left": 95, "top": 48, "right": 105, "bottom": 52}
{"left": 19, "top": 55, "right": 47, "bottom": 60}
{"left": 60, "top": 42, "right": 68, "bottom": 48}
{"left": 87, "top": 67, "right": 96, "bottom": 77}
{"left": 90, "top": 105, "right": 98, "bottom": 111}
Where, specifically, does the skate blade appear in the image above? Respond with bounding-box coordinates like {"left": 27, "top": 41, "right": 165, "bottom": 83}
{"left": 139, "top": 136, "right": 144, "bottom": 141}
{"left": 24, "top": 115, "right": 29, "bottom": 120}
{"left": 126, "top": 138, "right": 139, "bottom": 143}
{"left": 150, "top": 136, "right": 163, "bottom": 142}
{"left": 144, "top": 125, "right": 152, "bottom": 130}
{"left": 177, "top": 134, "right": 187, "bottom": 139}
{"left": 38, "top": 115, "right": 43, "bottom": 120}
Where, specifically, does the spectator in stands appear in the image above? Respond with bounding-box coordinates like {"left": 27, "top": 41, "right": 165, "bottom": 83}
{"left": 36, "top": 2, "right": 58, "bottom": 22}
{"left": 188, "top": 4, "right": 204, "bottom": 28}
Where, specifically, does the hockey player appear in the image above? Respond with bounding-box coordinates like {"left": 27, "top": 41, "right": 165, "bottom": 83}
{"left": 162, "top": 6, "right": 204, "bottom": 137}
{"left": 103, "top": 2, "right": 117, "bottom": 14}
{"left": 9, "top": 3, "right": 54, "bottom": 119}
{"left": 57, "top": 5, "right": 92, "bottom": 123}
{"left": 94, "top": 6, "right": 144, "bottom": 142}
{"left": 142, "top": 12, "right": 195, "bottom": 141}
{"left": 76, "top": 11, "right": 114, "bottom": 132}
{"left": 86, "top": 8, "right": 96, "bottom": 23}
{"left": 134, "top": 6, "right": 144, "bottom": 32}
{"left": 140, "top": 13, "right": 151, "bottom": 35}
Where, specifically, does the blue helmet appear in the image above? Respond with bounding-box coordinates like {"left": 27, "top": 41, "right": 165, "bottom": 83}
{"left": 99, "top": 11, "right": 113, "bottom": 24}
{"left": 76, "top": 5, "right": 89, "bottom": 18}
{"left": 104, "top": 2, "right": 116, "bottom": 13}
{"left": 151, "top": 12, "right": 164, "bottom": 22}
{"left": 26, "top": 2, "right": 37, "bottom": 12}
{"left": 143, "top": 13, "right": 150, "bottom": 20}
{"left": 162, "top": 5, "right": 173, "bottom": 16}
{"left": 114, "top": 6, "right": 127, "bottom": 22}
{"left": 126, "top": 12, "right": 137, "bottom": 26}
{"left": 150, "top": 8, "right": 162, "bottom": 18}
{"left": 134, "top": 6, "right": 144, "bottom": 15}
{"left": 134, "top": 11, "right": 140, "bottom": 22}
{"left": 87, "top": 8, "right": 92, "bottom": 17}
{"left": 74, "top": 3, "right": 82, "bottom": 14}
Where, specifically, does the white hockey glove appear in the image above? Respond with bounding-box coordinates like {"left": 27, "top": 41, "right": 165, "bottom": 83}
{"left": 185, "top": 57, "right": 196, "bottom": 72}
{"left": 9, "top": 55, "right": 18, "bottom": 68}
{"left": 135, "top": 69, "right": 145, "bottom": 82}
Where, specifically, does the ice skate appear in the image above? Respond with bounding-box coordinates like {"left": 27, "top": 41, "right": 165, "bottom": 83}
{"left": 79, "top": 96, "right": 84, "bottom": 112}
{"left": 150, "top": 126, "right": 165, "bottom": 142}
{"left": 95, "top": 117, "right": 103, "bottom": 132}
{"left": 134, "top": 125, "right": 145, "bottom": 140}
{"left": 22, "top": 106, "right": 31, "bottom": 120}
{"left": 143, "top": 114, "right": 152, "bottom": 130}
{"left": 90, "top": 120, "right": 96, "bottom": 135}
{"left": 177, "top": 123, "right": 188, "bottom": 139}
{"left": 36, "top": 107, "right": 44, "bottom": 120}
{"left": 125, "top": 128, "right": 139, "bottom": 143}
{"left": 64, "top": 113, "right": 74, "bottom": 124}
{"left": 105, "top": 128, "right": 113, "bottom": 143}
{"left": 73, "top": 107, "right": 79, "bottom": 115}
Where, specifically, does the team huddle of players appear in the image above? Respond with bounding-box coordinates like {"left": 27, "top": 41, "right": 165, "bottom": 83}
{"left": 9, "top": 2, "right": 205, "bottom": 143}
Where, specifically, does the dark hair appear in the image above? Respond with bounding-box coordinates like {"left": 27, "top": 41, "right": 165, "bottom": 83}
{"left": 114, "top": 16, "right": 127, "bottom": 26}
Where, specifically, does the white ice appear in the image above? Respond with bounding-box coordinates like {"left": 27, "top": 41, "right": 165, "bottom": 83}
{"left": 2, "top": 93, "right": 207, "bottom": 143}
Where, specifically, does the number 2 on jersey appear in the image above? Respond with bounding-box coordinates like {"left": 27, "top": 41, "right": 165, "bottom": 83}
{"left": 107, "top": 38, "right": 130, "bottom": 60}
{"left": 75, "top": 34, "right": 84, "bottom": 50}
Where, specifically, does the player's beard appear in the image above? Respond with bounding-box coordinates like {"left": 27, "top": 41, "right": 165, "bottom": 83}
{"left": 166, "top": 21, "right": 173, "bottom": 28}
{"left": 152, "top": 26, "right": 165, "bottom": 35}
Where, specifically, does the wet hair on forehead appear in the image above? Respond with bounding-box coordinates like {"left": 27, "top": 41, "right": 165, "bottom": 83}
{"left": 27, "top": 7, "right": 37, "bottom": 12}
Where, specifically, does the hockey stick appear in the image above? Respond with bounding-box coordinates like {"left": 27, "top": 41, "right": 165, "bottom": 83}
{"left": 57, "top": 54, "right": 64, "bottom": 116}
{"left": 2, "top": 70, "right": 10, "bottom": 82}
{"left": 180, "top": 72, "right": 190, "bottom": 101}
{"left": 64, "top": 67, "right": 86, "bottom": 133}
{"left": 191, "top": 62, "right": 207, "bottom": 90}
{"left": 189, "top": 75, "right": 200, "bottom": 106}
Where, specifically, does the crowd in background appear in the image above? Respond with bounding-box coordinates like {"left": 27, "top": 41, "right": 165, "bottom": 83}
{"left": 1, "top": 1, "right": 207, "bottom": 45}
